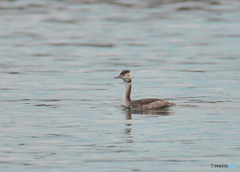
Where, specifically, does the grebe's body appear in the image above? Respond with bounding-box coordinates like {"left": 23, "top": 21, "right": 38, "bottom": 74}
{"left": 115, "top": 70, "right": 175, "bottom": 110}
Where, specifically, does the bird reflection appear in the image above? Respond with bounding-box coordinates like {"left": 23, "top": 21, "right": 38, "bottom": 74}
{"left": 125, "top": 110, "right": 132, "bottom": 119}
{"left": 122, "top": 108, "right": 172, "bottom": 143}
{"left": 123, "top": 108, "right": 172, "bottom": 116}
{"left": 124, "top": 110, "right": 134, "bottom": 143}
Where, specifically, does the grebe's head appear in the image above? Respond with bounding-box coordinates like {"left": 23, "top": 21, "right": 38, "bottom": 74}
{"left": 114, "top": 70, "right": 131, "bottom": 83}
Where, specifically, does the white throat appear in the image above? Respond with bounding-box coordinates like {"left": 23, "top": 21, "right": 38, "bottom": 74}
{"left": 122, "top": 82, "right": 132, "bottom": 107}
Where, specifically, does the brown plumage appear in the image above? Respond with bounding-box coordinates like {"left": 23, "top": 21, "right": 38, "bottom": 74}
{"left": 114, "top": 70, "right": 175, "bottom": 110}
{"left": 130, "top": 98, "right": 175, "bottom": 110}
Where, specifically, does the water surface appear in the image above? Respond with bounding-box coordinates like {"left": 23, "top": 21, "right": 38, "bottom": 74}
{"left": 0, "top": 0, "right": 240, "bottom": 171}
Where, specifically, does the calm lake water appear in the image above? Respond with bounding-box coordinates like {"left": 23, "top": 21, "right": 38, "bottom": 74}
{"left": 0, "top": 0, "right": 240, "bottom": 171}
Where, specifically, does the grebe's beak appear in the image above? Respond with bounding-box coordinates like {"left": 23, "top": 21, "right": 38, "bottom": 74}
{"left": 114, "top": 75, "right": 122, "bottom": 79}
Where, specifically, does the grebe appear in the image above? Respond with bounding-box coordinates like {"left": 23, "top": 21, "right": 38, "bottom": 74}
{"left": 114, "top": 70, "right": 175, "bottom": 110}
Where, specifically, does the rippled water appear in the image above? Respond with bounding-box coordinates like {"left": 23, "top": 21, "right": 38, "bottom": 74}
{"left": 0, "top": 0, "right": 240, "bottom": 171}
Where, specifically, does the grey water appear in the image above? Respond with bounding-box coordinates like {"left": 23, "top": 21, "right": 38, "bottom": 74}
{"left": 0, "top": 0, "right": 240, "bottom": 171}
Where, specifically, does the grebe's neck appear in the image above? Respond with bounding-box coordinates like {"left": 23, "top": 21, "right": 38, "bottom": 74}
{"left": 122, "top": 81, "right": 132, "bottom": 107}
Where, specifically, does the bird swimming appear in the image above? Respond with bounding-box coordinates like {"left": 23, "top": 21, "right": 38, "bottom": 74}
{"left": 114, "top": 70, "right": 175, "bottom": 110}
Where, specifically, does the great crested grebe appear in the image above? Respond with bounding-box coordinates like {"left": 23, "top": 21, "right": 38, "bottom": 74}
{"left": 114, "top": 70, "right": 175, "bottom": 110}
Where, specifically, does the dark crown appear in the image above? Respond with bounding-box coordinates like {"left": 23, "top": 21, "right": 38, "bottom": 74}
{"left": 120, "top": 70, "right": 130, "bottom": 75}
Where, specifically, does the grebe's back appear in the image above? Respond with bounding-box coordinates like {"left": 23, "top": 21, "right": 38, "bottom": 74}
{"left": 130, "top": 98, "right": 175, "bottom": 110}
